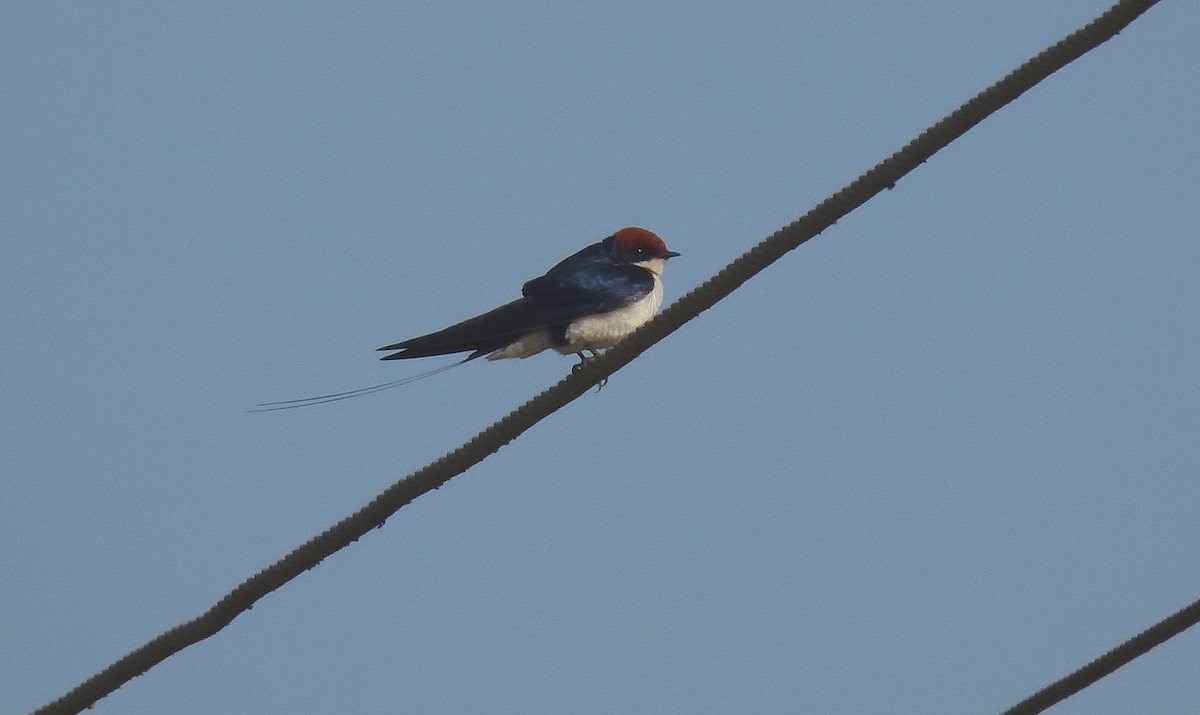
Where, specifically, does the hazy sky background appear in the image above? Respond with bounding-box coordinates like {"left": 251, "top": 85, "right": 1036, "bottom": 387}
{"left": 4, "top": 2, "right": 1198, "bottom": 713}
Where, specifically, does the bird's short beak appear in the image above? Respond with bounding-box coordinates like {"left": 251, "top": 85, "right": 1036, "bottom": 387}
{"left": 665, "top": 250, "right": 681, "bottom": 258}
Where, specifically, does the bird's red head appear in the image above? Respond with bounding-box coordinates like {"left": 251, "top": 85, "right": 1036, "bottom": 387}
{"left": 610, "top": 227, "right": 681, "bottom": 260}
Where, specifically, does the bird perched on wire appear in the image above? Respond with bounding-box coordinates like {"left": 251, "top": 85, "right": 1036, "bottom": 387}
{"left": 255, "top": 227, "right": 679, "bottom": 410}
{"left": 378, "top": 226, "right": 679, "bottom": 361}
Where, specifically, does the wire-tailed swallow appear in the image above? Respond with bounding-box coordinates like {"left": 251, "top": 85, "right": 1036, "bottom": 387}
{"left": 254, "top": 227, "right": 678, "bottom": 410}
{"left": 377, "top": 226, "right": 679, "bottom": 361}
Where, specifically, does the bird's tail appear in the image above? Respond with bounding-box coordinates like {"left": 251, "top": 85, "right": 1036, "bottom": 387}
{"left": 250, "top": 357, "right": 470, "bottom": 412}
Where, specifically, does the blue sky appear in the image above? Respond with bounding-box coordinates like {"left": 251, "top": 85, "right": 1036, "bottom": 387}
{"left": 3, "top": 2, "right": 1198, "bottom": 713}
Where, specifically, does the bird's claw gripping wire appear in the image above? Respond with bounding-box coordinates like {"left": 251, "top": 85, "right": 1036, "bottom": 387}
{"left": 573, "top": 350, "right": 607, "bottom": 391}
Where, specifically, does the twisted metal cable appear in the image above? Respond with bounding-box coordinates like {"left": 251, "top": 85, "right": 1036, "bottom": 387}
{"left": 30, "top": 1, "right": 1163, "bottom": 713}
{"left": 999, "top": 596, "right": 1200, "bottom": 715}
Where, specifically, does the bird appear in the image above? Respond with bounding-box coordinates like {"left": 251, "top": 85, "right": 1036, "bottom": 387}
{"left": 253, "top": 227, "right": 679, "bottom": 410}
{"left": 378, "top": 226, "right": 680, "bottom": 362}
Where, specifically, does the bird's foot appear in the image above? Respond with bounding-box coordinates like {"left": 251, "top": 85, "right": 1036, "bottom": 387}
{"left": 572, "top": 350, "right": 607, "bottom": 391}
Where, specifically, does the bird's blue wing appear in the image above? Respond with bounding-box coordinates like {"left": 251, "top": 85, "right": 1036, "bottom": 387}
{"left": 377, "top": 298, "right": 549, "bottom": 360}
{"left": 377, "top": 266, "right": 652, "bottom": 360}
{"left": 378, "top": 241, "right": 655, "bottom": 361}
{"left": 521, "top": 263, "right": 655, "bottom": 318}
